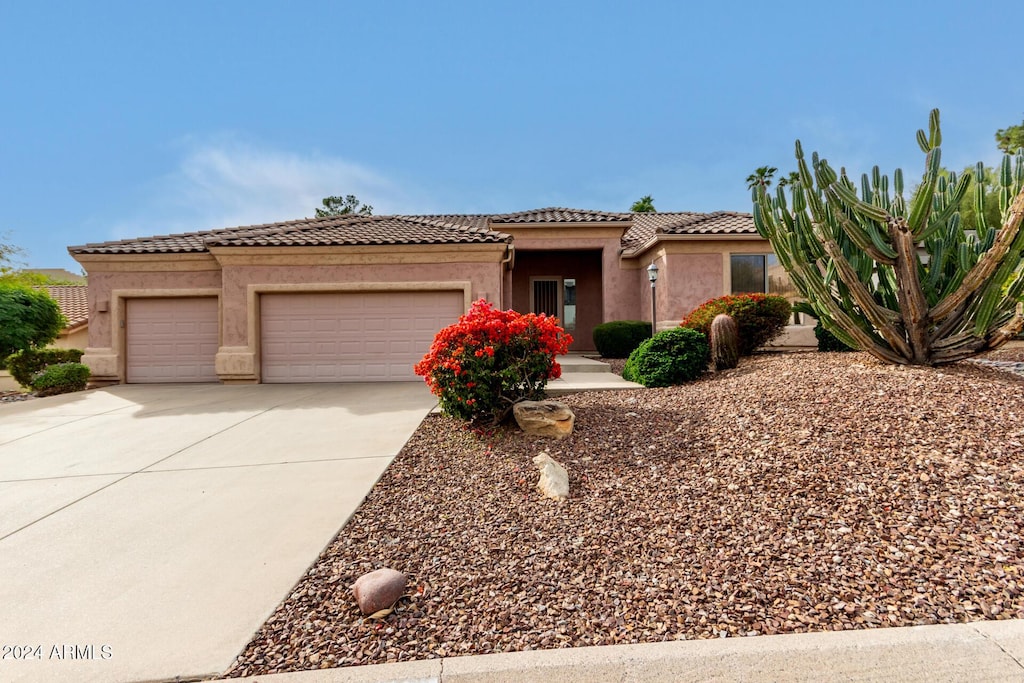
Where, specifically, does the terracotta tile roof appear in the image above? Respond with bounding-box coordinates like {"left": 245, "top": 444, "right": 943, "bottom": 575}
{"left": 68, "top": 228, "right": 230, "bottom": 254}
{"left": 69, "top": 214, "right": 510, "bottom": 254}
{"left": 490, "top": 207, "right": 631, "bottom": 224}
{"left": 67, "top": 208, "right": 756, "bottom": 257}
{"left": 204, "top": 215, "right": 511, "bottom": 247}
{"left": 621, "top": 211, "right": 758, "bottom": 254}
{"left": 45, "top": 285, "right": 89, "bottom": 330}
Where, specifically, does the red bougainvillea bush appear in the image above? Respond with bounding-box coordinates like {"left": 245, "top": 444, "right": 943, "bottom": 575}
{"left": 414, "top": 299, "right": 573, "bottom": 425}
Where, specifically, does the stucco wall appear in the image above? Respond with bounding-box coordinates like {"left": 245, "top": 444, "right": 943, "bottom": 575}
{"left": 53, "top": 327, "right": 89, "bottom": 351}
{"left": 83, "top": 267, "right": 224, "bottom": 352}
{"left": 631, "top": 237, "right": 774, "bottom": 326}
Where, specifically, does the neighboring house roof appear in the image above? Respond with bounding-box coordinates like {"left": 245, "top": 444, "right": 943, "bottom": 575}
{"left": 67, "top": 208, "right": 757, "bottom": 256}
{"left": 23, "top": 268, "right": 87, "bottom": 283}
{"left": 45, "top": 285, "right": 89, "bottom": 331}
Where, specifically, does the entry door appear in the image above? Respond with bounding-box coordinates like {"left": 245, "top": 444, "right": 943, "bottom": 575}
{"left": 530, "top": 277, "right": 576, "bottom": 333}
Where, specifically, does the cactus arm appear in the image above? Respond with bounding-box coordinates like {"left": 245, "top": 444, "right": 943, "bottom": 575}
{"left": 907, "top": 148, "right": 943, "bottom": 236}
{"left": 819, "top": 236, "right": 912, "bottom": 357}
{"left": 983, "top": 302, "right": 1024, "bottom": 350}
{"left": 928, "top": 299, "right": 971, "bottom": 345}
{"left": 810, "top": 294, "right": 907, "bottom": 365}
{"left": 929, "top": 185, "right": 1024, "bottom": 321}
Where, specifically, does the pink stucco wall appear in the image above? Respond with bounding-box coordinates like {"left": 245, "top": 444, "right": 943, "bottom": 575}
{"left": 662, "top": 252, "right": 724, "bottom": 320}
{"left": 85, "top": 269, "right": 223, "bottom": 350}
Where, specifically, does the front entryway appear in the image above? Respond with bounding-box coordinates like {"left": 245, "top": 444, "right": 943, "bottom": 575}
{"left": 512, "top": 250, "right": 602, "bottom": 351}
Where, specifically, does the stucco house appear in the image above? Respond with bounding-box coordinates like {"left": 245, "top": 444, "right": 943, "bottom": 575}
{"left": 68, "top": 207, "right": 797, "bottom": 385}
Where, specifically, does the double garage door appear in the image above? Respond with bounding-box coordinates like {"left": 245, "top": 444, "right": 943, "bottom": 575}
{"left": 125, "top": 292, "right": 462, "bottom": 383}
{"left": 260, "top": 291, "right": 463, "bottom": 382}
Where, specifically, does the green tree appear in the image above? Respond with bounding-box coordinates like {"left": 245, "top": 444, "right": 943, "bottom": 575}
{"left": 0, "top": 233, "right": 52, "bottom": 287}
{"left": 996, "top": 117, "right": 1024, "bottom": 154}
{"left": 0, "top": 285, "right": 66, "bottom": 364}
{"left": 314, "top": 194, "right": 373, "bottom": 217}
{"left": 630, "top": 195, "right": 656, "bottom": 212}
{"left": 753, "top": 109, "right": 1024, "bottom": 366}
{"left": 745, "top": 166, "right": 777, "bottom": 190}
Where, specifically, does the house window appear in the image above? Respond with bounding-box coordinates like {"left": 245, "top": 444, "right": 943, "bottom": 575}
{"left": 730, "top": 254, "right": 796, "bottom": 298}
{"left": 731, "top": 254, "right": 800, "bottom": 322}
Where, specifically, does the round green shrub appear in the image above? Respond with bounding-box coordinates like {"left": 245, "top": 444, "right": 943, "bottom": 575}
{"left": 814, "top": 321, "right": 856, "bottom": 352}
{"left": 31, "top": 362, "right": 90, "bottom": 397}
{"left": 681, "top": 293, "right": 792, "bottom": 355}
{"left": 622, "top": 327, "right": 709, "bottom": 387}
{"left": 6, "top": 347, "right": 84, "bottom": 388}
{"left": 592, "top": 320, "right": 652, "bottom": 358}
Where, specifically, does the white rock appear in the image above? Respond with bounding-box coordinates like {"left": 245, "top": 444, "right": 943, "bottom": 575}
{"left": 533, "top": 452, "right": 569, "bottom": 501}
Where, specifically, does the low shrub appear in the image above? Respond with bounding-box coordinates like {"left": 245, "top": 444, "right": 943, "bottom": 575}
{"left": 815, "top": 321, "right": 857, "bottom": 352}
{"left": 681, "top": 293, "right": 791, "bottom": 355}
{"left": 31, "top": 362, "right": 90, "bottom": 397}
{"left": 5, "top": 347, "right": 84, "bottom": 388}
{"left": 622, "top": 327, "right": 709, "bottom": 387}
{"left": 414, "top": 299, "right": 572, "bottom": 425}
{"left": 592, "top": 320, "right": 652, "bottom": 358}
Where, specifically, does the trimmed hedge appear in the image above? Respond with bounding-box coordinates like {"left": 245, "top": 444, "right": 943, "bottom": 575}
{"left": 815, "top": 321, "right": 856, "bottom": 352}
{"left": 32, "top": 362, "right": 90, "bottom": 397}
{"left": 622, "top": 327, "right": 709, "bottom": 387}
{"left": 592, "top": 320, "right": 652, "bottom": 358}
{"left": 681, "top": 293, "right": 791, "bottom": 355}
{"left": 5, "top": 347, "right": 84, "bottom": 388}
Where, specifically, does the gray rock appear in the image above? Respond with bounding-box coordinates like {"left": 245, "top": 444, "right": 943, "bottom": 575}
{"left": 352, "top": 567, "right": 407, "bottom": 615}
{"left": 513, "top": 400, "right": 575, "bottom": 439}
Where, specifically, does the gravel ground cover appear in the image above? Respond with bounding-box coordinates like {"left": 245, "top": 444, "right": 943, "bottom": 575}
{"left": 225, "top": 351, "right": 1024, "bottom": 677}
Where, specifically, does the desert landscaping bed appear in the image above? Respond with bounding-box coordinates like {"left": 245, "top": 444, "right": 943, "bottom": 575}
{"left": 225, "top": 351, "right": 1024, "bottom": 677}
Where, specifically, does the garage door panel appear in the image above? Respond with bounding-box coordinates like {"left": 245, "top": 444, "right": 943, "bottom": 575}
{"left": 261, "top": 291, "right": 463, "bottom": 383}
{"left": 126, "top": 298, "right": 219, "bottom": 383}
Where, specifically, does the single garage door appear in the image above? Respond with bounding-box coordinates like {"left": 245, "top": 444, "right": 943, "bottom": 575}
{"left": 260, "top": 290, "right": 464, "bottom": 382}
{"left": 126, "top": 298, "right": 219, "bottom": 383}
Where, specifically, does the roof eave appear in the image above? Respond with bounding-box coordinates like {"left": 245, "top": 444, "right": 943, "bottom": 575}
{"left": 621, "top": 231, "right": 766, "bottom": 258}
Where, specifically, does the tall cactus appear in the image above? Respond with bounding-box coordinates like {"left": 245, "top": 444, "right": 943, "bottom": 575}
{"left": 752, "top": 109, "right": 1024, "bottom": 366}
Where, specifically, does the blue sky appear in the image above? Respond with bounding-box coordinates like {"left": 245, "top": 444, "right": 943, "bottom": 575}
{"left": 2, "top": 1, "right": 1023, "bottom": 273}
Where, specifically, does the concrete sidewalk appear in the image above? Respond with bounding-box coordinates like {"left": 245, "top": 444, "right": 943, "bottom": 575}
{"left": 0, "top": 383, "right": 438, "bottom": 683}
{"left": 234, "top": 619, "right": 1024, "bottom": 682}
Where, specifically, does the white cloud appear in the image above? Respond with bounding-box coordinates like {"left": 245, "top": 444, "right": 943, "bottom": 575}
{"left": 110, "top": 138, "right": 422, "bottom": 239}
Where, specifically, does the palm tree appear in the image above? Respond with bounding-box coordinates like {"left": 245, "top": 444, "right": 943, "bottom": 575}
{"left": 745, "top": 166, "right": 777, "bottom": 190}
{"left": 630, "top": 195, "right": 656, "bottom": 212}
{"left": 777, "top": 171, "right": 801, "bottom": 188}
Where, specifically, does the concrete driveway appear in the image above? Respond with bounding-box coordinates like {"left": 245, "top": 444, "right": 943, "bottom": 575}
{"left": 0, "top": 383, "right": 438, "bottom": 683}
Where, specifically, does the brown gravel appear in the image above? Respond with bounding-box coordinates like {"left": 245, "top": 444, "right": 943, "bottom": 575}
{"left": 224, "top": 351, "right": 1024, "bottom": 677}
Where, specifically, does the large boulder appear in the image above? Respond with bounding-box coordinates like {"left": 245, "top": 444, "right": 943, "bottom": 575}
{"left": 352, "top": 567, "right": 407, "bottom": 615}
{"left": 533, "top": 452, "right": 569, "bottom": 501}
{"left": 513, "top": 400, "right": 575, "bottom": 439}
